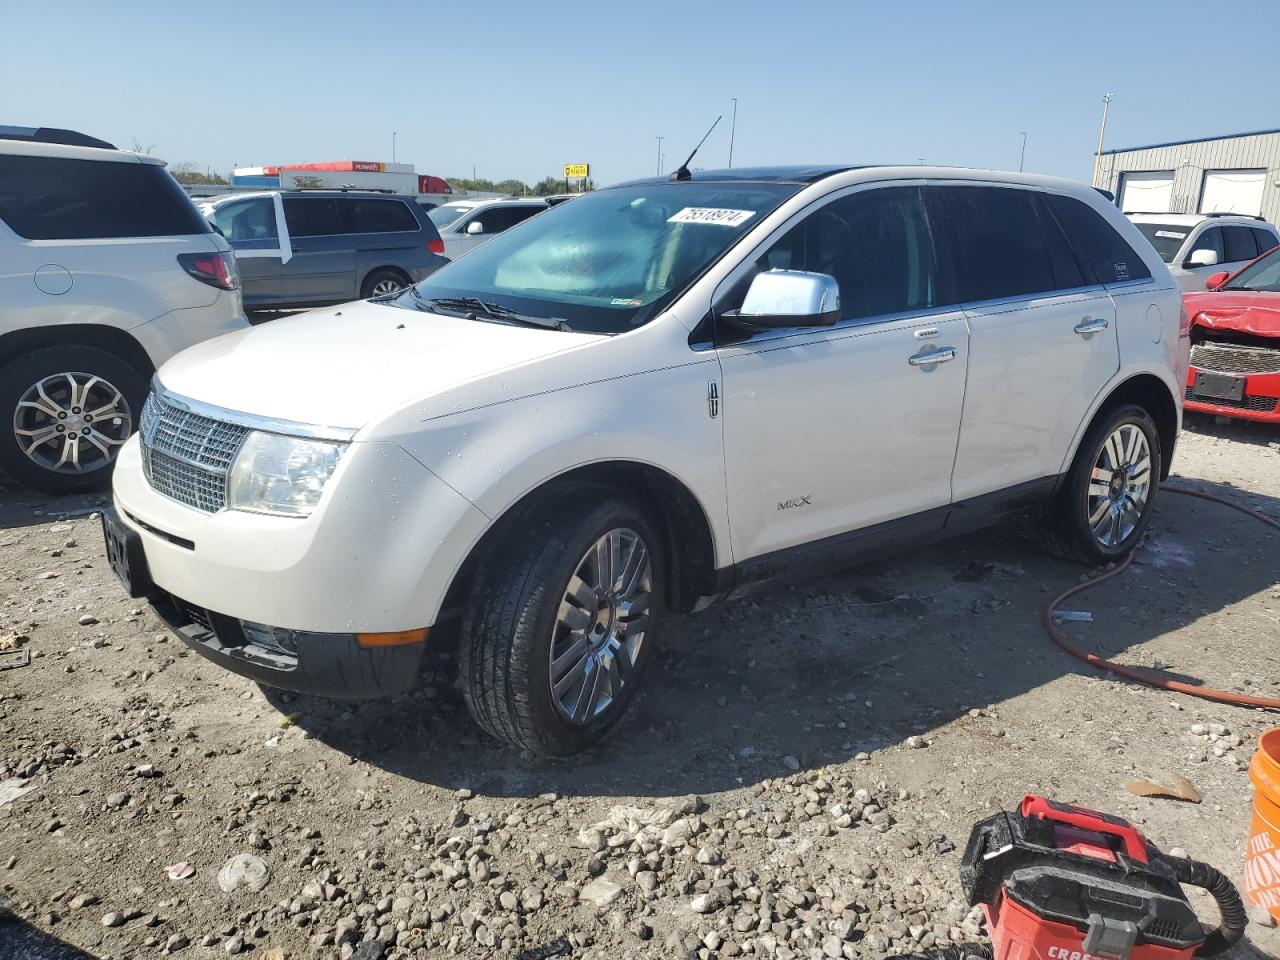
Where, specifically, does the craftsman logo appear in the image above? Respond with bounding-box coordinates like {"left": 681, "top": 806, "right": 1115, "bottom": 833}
{"left": 777, "top": 495, "right": 812, "bottom": 511}
{"left": 1047, "top": 948, "right": 1116, "bottom": 960}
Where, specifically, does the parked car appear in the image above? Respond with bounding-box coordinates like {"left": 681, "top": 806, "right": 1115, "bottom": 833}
{"left": 1127, "top": 212, "right": 1279, "bottom": 293}
{"left": 1183, "top": 242, "right": 1280, "bottom": 422}
{"left": 427, "top": 197, "right": 548, "bottom": 259}
{"left": 198, "top": 191, "right": 448, "bottom": 311}
{"left": 0, "top": 125, "right": 248, "bottom": 493}
{"left": 103, "top": 165, "right": 1184, "bottom": 756}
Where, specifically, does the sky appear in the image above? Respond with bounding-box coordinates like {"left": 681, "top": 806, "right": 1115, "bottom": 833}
{"left": 4, "top": 1, "right": 1278, "bottom": 188}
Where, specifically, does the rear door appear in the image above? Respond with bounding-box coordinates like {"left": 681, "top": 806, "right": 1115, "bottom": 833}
{"left": 346, "top": 197, "right": 424, "bottom": 284}
{"left": 280, "top": 197, "right": 356, "bottom": 303}
{"left": 930, "top": 184, "right": 1122, "bottom": 501}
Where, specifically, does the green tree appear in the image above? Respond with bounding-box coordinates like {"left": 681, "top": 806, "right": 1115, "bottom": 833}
{"left": 171, "top": 162, "right": 228, "bottom": 186}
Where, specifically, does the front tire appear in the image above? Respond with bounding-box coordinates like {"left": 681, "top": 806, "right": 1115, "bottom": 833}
{"left": 1040, "top": 403, "right": 1161, "bottom": 564}
{"left": 0, "top": 346, "right": 147, "bottom": 494}
{"left": 459, "top": 488, "right": 664, "bottom": 756}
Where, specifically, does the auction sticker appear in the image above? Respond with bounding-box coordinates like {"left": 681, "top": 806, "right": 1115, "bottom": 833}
{"left": 668, "top": 207, "right": 755, "bottom": 227}
{"left": 1154, "top": 230, "right": 1187, "bottom": 239}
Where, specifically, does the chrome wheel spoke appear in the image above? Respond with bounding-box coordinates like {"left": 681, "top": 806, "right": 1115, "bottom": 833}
{"left": 13, "top": 371, "right": 131, "bottom": 474}
{"left": 1087, "top": 424, "right": 1152, "bottom": 549}
{"left": 550, "top": 525, "right": 653, "bottom": 724}
{"left": 571, "top": 658, "right": 604, "bottom": 723}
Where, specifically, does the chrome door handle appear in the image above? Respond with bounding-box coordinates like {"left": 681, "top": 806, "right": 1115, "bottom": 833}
{"left": 1074, "top": 317, "right": 1110, "bottom": 335}
{"left": 908, "top": 347, "right": 957, "bottom": 367}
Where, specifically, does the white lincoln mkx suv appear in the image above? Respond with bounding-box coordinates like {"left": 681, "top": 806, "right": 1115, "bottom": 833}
{"left": 104, "top": 164, "right": 1186, "bottom": 756}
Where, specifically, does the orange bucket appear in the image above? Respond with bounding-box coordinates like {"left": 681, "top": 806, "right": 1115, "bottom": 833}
{"left": 1245, "top": 728, "right": 1280, "bottom": 918}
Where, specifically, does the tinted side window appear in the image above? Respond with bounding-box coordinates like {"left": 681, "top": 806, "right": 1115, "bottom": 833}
{"left": 474, "top": 207, "right": 521, "bottom": 233}
{"left": 0, "top": 154, "right": 208, "bottom": 240}
{"left": 746, "top": 186, "right": 937, "bottom": 321}
{"left": 931, "top": 186, "right": 1056, "bottom": 301}
{"left": 508, "top": 206, "right": 545, "bottom": 226}
{"left": 1044, "top": 195, "right": 1152, "bottom": 283}
{"left": 282, "top": 197, "right": 344, "bottom": 237}
{"left": 1032, "top": 196, "right": 1088, "bottom": 289}
{"left": 1223, "top": 225, "right": 1259, "bottom": 262}
{"left": 1253, "top": 228, "right": 1279, "bottom": 254}
{"left": 211, "top": 197, "right": 277, "bottom": 243}
{"left": 348, "top": 199, "right": 418, "bottom": 234}
{"left": 1188, "top": 227, "right": 1224, "bottom": 264}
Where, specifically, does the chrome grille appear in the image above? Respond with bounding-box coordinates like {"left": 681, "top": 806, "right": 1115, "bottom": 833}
{"left": 139, "top": 392, "right": 250, "bottom": 513}
{"left": 1191, "top": 341, "right": 1280, "bottom": 375}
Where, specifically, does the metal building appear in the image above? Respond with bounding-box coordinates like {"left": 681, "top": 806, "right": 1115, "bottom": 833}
{"left": 1094, "top": 128, "right": 1280, "bottom": 224}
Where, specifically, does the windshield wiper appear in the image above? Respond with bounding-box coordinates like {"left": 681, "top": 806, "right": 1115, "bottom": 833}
{"left": 423, "top": 297, "right": 570, "bottom": 331}
{"left": 1222, "top": 285, "right": 1257, "bottom": 292}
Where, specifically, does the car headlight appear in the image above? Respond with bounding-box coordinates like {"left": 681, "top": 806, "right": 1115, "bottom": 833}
{"left": 226, "top": 432, "right": 347, "bottom": 518}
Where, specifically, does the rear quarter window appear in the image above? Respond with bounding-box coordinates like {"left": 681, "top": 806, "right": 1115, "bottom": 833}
{"left": 1253, "top": 227, "right": 1279, "bottom": 254}
{"left": 347, "top": 198, "right": 419, "bottom": 234}
{"left": 0, "top": 154, "right": 209, "bottom": 240}
{"left": 1045, "top": 195, "right": 1152, "bottom": 283}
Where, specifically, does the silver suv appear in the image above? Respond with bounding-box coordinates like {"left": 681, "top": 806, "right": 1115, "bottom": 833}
{"left": 0, "top": 126, "right": 247, "bottom": 493}
{"left": 427, "top": 197, "right": 548, "bottom": 259}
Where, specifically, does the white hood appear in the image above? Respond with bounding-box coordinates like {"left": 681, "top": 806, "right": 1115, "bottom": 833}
{"left": 156, "top": 300, "right": 603, "bottom": 430}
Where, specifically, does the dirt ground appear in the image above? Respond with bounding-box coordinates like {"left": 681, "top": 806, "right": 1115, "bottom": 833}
{"left": 1, "top": 414, "right": 1278, "bottom": 960}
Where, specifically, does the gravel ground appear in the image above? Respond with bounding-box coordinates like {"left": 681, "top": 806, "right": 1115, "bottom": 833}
{"left": 1, "top": 415, "right": 1278, "bottom": 960}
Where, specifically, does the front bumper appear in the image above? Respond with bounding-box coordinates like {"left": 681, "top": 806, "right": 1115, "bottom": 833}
{"left": 150, "top": 587, "right": 424, "bottom": 699}
{"left": 111, "top": 432, "right": 490, "bottom": 634}
{"left": 1184, "top": 367, "right": 1280, "bottom": 422}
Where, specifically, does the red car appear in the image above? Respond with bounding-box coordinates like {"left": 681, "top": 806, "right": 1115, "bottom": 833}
{"left": 1183, "top": 241, "right": 1280, "bottom": 422}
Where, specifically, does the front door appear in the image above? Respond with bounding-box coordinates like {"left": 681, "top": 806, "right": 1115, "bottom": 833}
{"left": 207, "top": 195, "right": 283, "bottom": 308}
{"left": 716, "top": 185, "right": 969, "bottom": 563}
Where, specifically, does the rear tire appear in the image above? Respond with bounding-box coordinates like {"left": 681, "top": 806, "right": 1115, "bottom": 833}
{"left": 0, "top": 346, "right": 147, "bottom": 494}
{"left": 458, "top": 486, "right": 664, "bottom": 756}
{"left": 1039, "top": 403, "right": 1161, "bottom": 564}
{"left": 361, "top": 269, "right": 408, "bottom": 299}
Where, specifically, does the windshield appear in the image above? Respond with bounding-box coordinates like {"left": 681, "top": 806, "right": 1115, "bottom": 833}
{"left": 1133, "top": 222, "right": 1190, "bottom": 263}
{"left": 428, "top": 203, "right": 473, "bottom": 229}
{"left": 399, "top": 181, "right": 801, "bottom": 333}
{"left": 1223, "top": 246, "right": 1280, "bottom": 292}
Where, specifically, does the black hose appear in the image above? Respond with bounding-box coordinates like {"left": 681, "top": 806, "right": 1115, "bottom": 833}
{"left": 1163, "top": 854, "right": 1249, "bottom": 956}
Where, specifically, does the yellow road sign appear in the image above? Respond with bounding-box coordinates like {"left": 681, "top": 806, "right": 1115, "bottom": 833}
{"left": 563, "top": 163, "right": 590, "bottom": 178}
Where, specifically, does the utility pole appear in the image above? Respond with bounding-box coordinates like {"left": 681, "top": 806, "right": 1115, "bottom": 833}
{"left": 392, "top": 131, "right": 397, "bottom": 163}
{"left": 1093, "top": 93, "right": 1114, "bottom": 188}
{"left": 1019, "top": 131, "right": 1027, "bottom": 172}
{"left": 655, "top": 136, "right": 665, "bottom": 176}
{"left": 728, "top": 98, "right": 738, "bottom": 168}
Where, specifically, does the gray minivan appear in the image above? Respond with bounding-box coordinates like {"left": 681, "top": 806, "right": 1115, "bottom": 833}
{"left": 199, "top": 191, "right": 449, "bottom": 311}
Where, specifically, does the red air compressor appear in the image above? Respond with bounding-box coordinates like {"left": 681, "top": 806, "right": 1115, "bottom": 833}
{"left": 960, "top": 796, "right": 1248, "bottom": 960}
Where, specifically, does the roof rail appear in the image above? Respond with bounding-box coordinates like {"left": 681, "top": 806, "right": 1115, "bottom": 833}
{"left": 1202, "top": 211, "right": 1264, "bottom": 220}
{"left": 0, "top": 125, "right": 116, "bottom": 149}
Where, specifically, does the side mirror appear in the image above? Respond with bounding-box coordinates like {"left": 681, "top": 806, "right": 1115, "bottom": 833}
{"left": 465, "top": 221, "right": 484, "bottom": 236}
{"left": 1186, "top": 248, "right": 1219, "bottom": 268}
{"left": 1205, "top": 271, "right": 1230, "bottom": 290}
{"left": 722, "top": 270, "right": 841, "bottom": 330}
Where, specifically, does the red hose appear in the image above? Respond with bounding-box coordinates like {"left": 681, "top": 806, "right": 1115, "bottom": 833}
{"left": 1044, "top": 483, "right": 1280, "bottom": 710}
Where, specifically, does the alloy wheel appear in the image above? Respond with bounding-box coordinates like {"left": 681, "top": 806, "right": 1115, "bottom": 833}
{"left": 549, "top": 527, "right": 652, "bottom": 724}
{"left": 13, "top": 372, "right": 132, "bottom": 475}
{"left": 370, "top": 278, "right": 404, "bottom": 297}
{"left": 1087, "top": 423, "right": 1152, "bottom": 547}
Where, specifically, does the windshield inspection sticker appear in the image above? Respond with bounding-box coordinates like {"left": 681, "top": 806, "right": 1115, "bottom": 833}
{"left": 668, "top": 207, "right": 756, "bottom": 227}
{"left": 1155, "top": 230, "right": 1188, "bottom": 239}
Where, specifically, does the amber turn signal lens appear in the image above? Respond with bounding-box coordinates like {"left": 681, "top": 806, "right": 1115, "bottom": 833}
{"left": 355, "top": 628, "right": 428, "bottom": 648}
